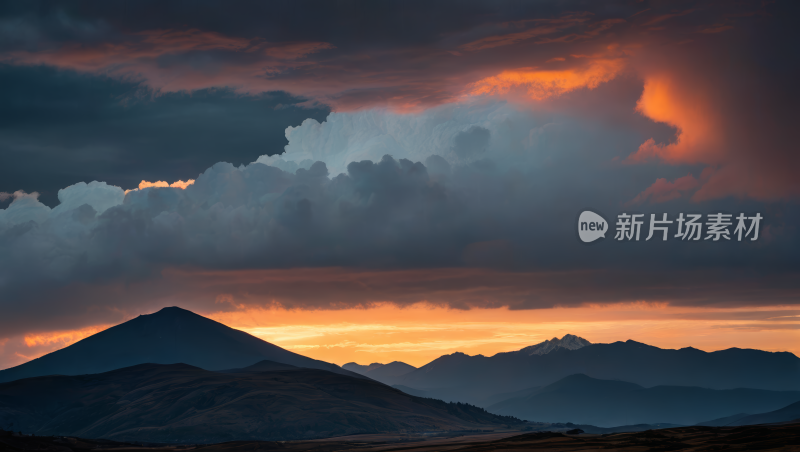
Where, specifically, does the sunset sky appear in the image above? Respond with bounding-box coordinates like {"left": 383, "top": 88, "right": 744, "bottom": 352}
{"left": 0, "top": 0, "right": 798, "bottom": 370}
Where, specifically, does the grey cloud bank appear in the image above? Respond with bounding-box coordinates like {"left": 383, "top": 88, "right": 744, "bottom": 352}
{"left": 0, "top": 64, "right": 330, "bottom": 206}
{"left": 0, "top": 101, "right": 798, "bottom": 336}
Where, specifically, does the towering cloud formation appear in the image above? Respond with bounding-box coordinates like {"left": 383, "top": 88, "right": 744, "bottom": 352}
{"left": 1, "top": 98, "right": 798, "bottom": 338}
{"left": 0, "top": 0, "right": 797, "bottom": 345}
{"left": 257, "top": 102, "right": 544, "bottom": 176}
{"left": 0, "top": 1, "right": 796, "bottom": 203}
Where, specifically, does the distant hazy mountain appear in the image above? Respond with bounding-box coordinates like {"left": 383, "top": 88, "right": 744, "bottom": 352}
{"left": 391, "top": 384, "right": 428, "bottom": 398}
{"left": 486, "top": 374, "right": 800, "bottom": 427}
{"left": 393, "top": 383, "right": 545, "bottom": 408}
{"left": 395, "top": 339, "right": 800, "bottom": 405}
{"left": 221, "top": 359, "right": 299, "bottom": 373}
{"left": 342, "top": 361, "right": 417, "bottom": 385}
{"left": 0, "top": 307, "right": 358, "bottom": 383}
{"left": 697, "top": 401, "right": 800, "bottom": 426}
{"left": 342, "top": 362, "right": 385, "bottom": 374}
{"left": 514, "top": 334, "right": 591, "bottom": 356}
{"left": 0, "top": 363, "right": 522, "bottom": 443}
{"left": 481, "top": 386, "right": 543, "bottom": 407}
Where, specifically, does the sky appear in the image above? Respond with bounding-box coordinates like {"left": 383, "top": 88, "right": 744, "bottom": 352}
{"left": 0, "top": 0, "right": 798, "bottom": 370}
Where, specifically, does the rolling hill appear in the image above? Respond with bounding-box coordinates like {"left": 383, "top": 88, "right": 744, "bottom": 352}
{"left": 697, "top": 401, "right": 800, "bottom": 426}
{"left": 0, "top": 363, "right": 522, "bottom": 443}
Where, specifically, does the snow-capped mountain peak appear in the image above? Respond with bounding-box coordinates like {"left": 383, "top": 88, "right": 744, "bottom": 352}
{"left": 517, "top": 334, "right": 591, "bottom": 356}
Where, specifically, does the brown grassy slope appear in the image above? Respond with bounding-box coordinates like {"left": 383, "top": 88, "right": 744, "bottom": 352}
{"left": 2, "top": 423, "right": 799, "bottom": 452}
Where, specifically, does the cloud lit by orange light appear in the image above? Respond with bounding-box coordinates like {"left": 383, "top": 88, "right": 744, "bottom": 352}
{"left": 628, "top": 74, "right": 723, "bottom": 165}
{"left": 139, "top": 179, "right": 195, "bottom": 190}
{"left": 124, "top": 179, "right": 195, "bottom": 194}
{"left": 469, "top": 58, "right": 625, "bottom": 101}
{"left": 23, "top": 325, "right": 110, "bottom": 348}
{"left": 624, "top": 59, "right": 799, "bottom": 201}
{"left": 626, "top": 171, "right": 708, "bottom": 206}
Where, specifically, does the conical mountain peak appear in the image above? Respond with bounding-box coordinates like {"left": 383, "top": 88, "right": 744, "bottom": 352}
{"left": 0, "top": 306, "right": 354, "bottom": 383}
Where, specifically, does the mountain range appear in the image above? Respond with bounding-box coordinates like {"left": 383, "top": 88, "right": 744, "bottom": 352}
{"left": 0, "top": 307, "right": 360, "bottom": 383}
{"left": 486, "top": 373, "right": 800, "bottom": 427}
{"left": 513, "top": 334, "right": 592, "bottom": 356}
{"left": 0, "top": 361, "right": 521, "bottom": 443}
{"left": 2, "top": 308, "right": 799, "bottom": 440}
{"left": 342, "top": 334, "right": 591, "bottom": 387}
{"left": 390, "top": 335, "right": 800, "bottom": 405}
{"left": 342, "top": 361, "right": 417, "bottom": 383}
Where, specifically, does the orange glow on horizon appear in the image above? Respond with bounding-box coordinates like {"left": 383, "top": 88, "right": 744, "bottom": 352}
{"left": 1, "top": 303, "right": 797, "bottom": 370}
{"left": 206, "top": 303, "right": 800, "bottom": 367}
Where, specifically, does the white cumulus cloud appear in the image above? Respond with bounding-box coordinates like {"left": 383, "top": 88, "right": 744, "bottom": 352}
{"left": 256, "top": 101, "right": 549, "bottom": 176}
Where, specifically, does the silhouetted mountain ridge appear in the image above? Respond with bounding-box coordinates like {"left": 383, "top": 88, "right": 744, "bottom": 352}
{"left": 395, "top": 339, "right": 800, "bottom": 405}
{"left": 342, "top": 362, "right": 385, "bottom": 374}
{"left": 513, "top": 334, "right": 591, "bottom": 356}
{"left": 220, "top": 359, "right": 299, "bottom": 373}
{"left": 342, "top": 361, "right": 417, "bottom": 385}
{"left": 0, "top": 362, "right": 522, "bottom": 443}
{"left": 0, "top": 307, "right": 360, "bottom": 383}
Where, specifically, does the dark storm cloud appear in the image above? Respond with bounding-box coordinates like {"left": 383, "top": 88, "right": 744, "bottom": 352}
{"left": 0, "top": 0, "right": 578, "bottom": 47}
{"left": 1, "top": 0, "right": 791, "bottom": 113}
{"left": 0, "top": 0, "right": 798, "bottom": 338}
{"left": 1, "top": 0, "right": 758, "bottom": 52}
{"left": 2, "top": 0, "right": 796, "bottom": 203}
{"left": 0, "top": 64, "right": 329, "bottom": 206}
{"left": 2, "top": 0, "right": 753, "bottom": 111}
{"left": 1, "top": 113, "right": 798, "bottom": 337}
